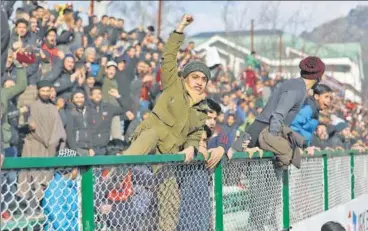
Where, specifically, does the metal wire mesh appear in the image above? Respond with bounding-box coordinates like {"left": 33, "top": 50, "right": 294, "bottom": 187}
{"left": 222, "top": 158, "right": 283, "bottom": 231}
{"left": 354, "top": 154, "right": 368, "bottom": 197}
{"left": 327, "top": 155, "right": 351, "bottom": 209}
{"left": 289, "top": 157, "right": 324, "bottom": 225}
{"left": 92, "top": 161, "right": 214, "bottom": 231}
{"left": 0, "top": 168, "right": 81, "bottom": 231}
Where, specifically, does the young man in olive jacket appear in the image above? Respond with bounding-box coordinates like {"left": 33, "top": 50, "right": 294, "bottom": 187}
{"left": 123, "top": 15, "right": 210, "bottom": 160}
{"left": 123, "top": 15, "right": 210, "bottom": 231}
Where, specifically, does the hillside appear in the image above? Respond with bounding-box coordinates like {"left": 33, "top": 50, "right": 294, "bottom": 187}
{"left": 301, "top": 5, "right": 368, "bottom": 99}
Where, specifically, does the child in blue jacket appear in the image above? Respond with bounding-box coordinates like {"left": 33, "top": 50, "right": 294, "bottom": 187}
{"left": 291, "top": 84, "right": 333, "bottom": 146}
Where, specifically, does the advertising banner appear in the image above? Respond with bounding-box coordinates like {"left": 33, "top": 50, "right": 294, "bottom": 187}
{"left": 292, "top": 194, "right": 368, "bottom": 231}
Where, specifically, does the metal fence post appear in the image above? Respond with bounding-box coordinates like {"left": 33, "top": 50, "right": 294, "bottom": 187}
{"left": 350, "top": 152, "right": 355, "bottom": 200}
{"left": 214, "top": 159, "right": 224, "bottom": 231}
{"left": 323, "top": 154, "right": 329, "bottom": 211}
{"left": 81, "top": 166, "right": 95, "bottom": 231}
{"left": 282, "top": 169, "right": 290, "bottom": 230}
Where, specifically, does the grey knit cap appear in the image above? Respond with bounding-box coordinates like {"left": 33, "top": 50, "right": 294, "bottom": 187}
{"left": 182, "top": 61, "right": 211, "bottom": 81}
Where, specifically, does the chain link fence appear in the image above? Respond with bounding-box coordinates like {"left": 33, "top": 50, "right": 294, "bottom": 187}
{"left": 92, "top": 161, "right": 214, "bottom": 231}
{"left": 289, "top": 157, "right": 324, "bottom": 225}
{"left": 0, "top": 168, "right": 82, "bottom": 231}
{"left": 354, "top": 154, "right": 368, "bottom": 197}
{"left": 327, "top": 155, "right": 351, "bottom": 209}
{"left": 222, "top": 158, "right": 283, "bottom": 231}
{"left": 1, "top": 153, "right": 367, "bottom": 231}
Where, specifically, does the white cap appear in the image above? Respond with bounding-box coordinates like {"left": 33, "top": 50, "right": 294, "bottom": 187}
{"left": 106, "top": 61, "right": 117, "bottom": 68}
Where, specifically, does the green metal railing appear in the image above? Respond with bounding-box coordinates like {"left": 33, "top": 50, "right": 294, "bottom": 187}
{"left": 1, "top": 151, "right": 368, "bottom": 231}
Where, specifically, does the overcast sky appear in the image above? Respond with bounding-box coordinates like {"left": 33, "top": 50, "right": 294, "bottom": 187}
{"left": 177, "top": 1, "right": 368, "bottom": 35}
{"left": 26, "top": 1, "right": 368, "bottom": 36}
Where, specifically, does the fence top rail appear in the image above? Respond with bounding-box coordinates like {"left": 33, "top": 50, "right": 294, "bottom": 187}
{"left": 1, "top": 150, "right": 358, "bottom": 170}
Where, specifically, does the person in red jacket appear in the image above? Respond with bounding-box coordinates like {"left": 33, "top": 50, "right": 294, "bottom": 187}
{"left": 241, "top": 65, "right": 258, "bottom": 96}
{"left": 41, "top": 28, "right": 63, "bottom": 67}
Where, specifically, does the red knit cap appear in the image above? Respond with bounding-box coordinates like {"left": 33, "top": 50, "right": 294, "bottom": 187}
{"left": 299, "top": 56, "right": 325, "bottom": 80}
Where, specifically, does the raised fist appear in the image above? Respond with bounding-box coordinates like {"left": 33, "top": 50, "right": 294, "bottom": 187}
{"left": 176, "top": 15, "right": 193, "bottom": 33}
{"left": 180, "top": 14, "right": 194, "bottom": 27}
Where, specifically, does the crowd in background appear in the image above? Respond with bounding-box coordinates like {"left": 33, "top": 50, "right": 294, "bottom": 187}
{"left": 1, "top": 0, "right": 368, "bottom": 227}
{"left": 1, "top": 1, "right": 368, "bottom": 159}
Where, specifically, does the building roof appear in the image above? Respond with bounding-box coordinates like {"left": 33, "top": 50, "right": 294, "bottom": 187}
{"left": 191, "top": 29, "right": 282, "bottom": 38}
{"left": 188, "top": 30, "right": 362, "bottom": 61}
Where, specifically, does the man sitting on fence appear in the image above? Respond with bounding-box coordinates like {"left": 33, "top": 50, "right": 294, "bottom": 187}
{"left": 230, "top": 56, "right": 325, "bottom": 169}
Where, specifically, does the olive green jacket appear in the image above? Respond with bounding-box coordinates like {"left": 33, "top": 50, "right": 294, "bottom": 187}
{"left": 1, "top": 65, "right": 27, "bottom": 149}
{"left": 131, "top": 32, "right": 206, "bottom": 154}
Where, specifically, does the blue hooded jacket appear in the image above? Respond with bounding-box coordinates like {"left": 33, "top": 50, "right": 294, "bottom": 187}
{"left": 291, "top": 97, "right": 320, "bottom": 146}
{"left": 42, "top": 172, "right": 79, "bottom": 231}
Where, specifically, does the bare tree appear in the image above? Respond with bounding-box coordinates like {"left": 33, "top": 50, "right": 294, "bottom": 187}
{"left": 109, "top": 1, "right": 184, "bottom": 38}
{"left": 222, "top": 1, "right": 249, "bottom": 32}
{"left": 220, "top": 1, "right": 250, "bottom": 72}
{"left": 159, "top": 1, "right": 185, "bottom": 37}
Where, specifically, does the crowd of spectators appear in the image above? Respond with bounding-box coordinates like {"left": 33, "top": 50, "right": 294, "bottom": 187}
{"left": 1, "top": 0, "right": 368, "bottom": 228}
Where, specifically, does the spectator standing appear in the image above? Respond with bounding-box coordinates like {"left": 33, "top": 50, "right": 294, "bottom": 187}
{"left": 44, "top": 54, "right": 79, "bottom": 100}
{"left": 242, "top": 65, "right": 258, "bottom": 96}
{"left": 85, "top": 47, "right": 99, "bottom": 76}
{"left": 20, "top": 80, "right": 66, "bottom": 156}
{"left": 40, "top": 28, "right": 63, "bottom": 75}
{"left": 222, "top": 114, "right": 238, "bottom": 144}
{"left": 10, "top": 19, "right": 33, "bottom": 50}
{"left": 18, "top": 80, "right": 66, "bottom": 214}
{"left": 245, "top": 51, "right": 260, "bottom": 71}
{"left": 64, "top": 90, "right": 95, "bottom": 156}
{"left": 95, "top": 58, "right": 123, "bottom": 139}
{"left": 2, "top": 57, "right": 28, "bottom": 148}
{"left": 89, "top": 87, "right": 129, "bottom": 155}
